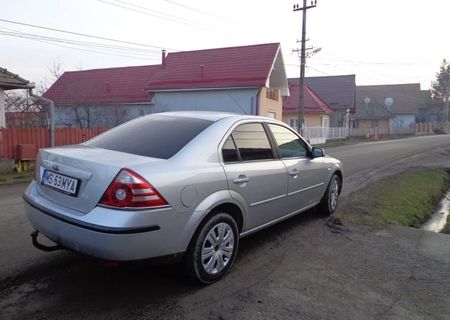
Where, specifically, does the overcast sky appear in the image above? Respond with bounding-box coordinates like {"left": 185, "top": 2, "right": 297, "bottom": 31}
{"left": 1, "top": 0, "right": 448, "bottom": 90}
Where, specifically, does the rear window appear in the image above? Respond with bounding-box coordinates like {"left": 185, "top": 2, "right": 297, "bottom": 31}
{"left": 85, "top": 115, "right": 213, "bottom": 159}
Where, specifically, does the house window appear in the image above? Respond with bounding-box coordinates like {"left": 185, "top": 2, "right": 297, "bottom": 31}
{"left": 289, "top": 119, "right": 299, "bottom": 130}
{"left": 267, "top": 111, "right": 276, "bottom": 119}
{"left": 266, "top": 88, "right": 279, "bottom": 101}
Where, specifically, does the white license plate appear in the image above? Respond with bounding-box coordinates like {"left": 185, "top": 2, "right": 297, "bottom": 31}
{"left": 42, "top": 170, "right": 79, "bottom": 196}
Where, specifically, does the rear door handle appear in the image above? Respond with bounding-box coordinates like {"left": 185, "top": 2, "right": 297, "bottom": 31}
{"left": 233, "top": 175, "right": 249, "bottom": 184}
{"left": 289, "top": 169, "right": 299, "bottom": 178}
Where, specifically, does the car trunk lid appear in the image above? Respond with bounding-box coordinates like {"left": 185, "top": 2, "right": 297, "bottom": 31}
{"left": 35, "top": 145, "right": 163, "bottom": 214}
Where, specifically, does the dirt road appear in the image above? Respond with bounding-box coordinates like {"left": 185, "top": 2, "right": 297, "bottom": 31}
{"left": 1, "top": 135, "right": 450, "bottom": 320}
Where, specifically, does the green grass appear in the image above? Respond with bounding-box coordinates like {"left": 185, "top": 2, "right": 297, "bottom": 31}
{"left": 0, "top": 171, "right": 34, "bottom": 185}
{"left": 337, "top": 169, "right": 450, "bottom": 229}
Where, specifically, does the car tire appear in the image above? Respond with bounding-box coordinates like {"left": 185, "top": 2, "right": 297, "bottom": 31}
{"left": 184, "top": 213, "right": 239, "bottom": 284}
{"left": 318, "top": 174, "right": 341, "bottom": 215}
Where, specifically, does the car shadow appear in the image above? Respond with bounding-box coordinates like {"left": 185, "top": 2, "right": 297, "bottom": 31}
{"left": 1, "top": 207, "right": 328, "bottom": 317}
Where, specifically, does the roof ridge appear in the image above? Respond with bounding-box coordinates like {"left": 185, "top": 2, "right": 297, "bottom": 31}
{"left": 63, "top": 64, "right": 160, "bottom": 74}
{"left": 0, "top": 67, "right": 30, "bottom": 84}
{"left": 168, "top": 42, "right": 280, "bottom": 56}
{"left": 288, "top": 74, "right": 356, "bottom": 81}
{"left": 357, "top": 83, "right": 420, "bottom": 87}
{"left": 304, "top": 85, "right": 333, "bottom": 113}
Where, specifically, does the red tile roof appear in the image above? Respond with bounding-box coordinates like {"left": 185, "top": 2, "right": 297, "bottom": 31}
{"left": 44, "top": 65, "right": 160, "bottom": 104}
{"left": 147, "top": 43, "right": 281, "bottom": 90}
{"left": 283, "top": 84, "right": 333, "bottom": 114}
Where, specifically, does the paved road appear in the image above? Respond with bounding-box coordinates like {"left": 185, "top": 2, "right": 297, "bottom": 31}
{"left": 326, "top": 134, "right": 450, "bottom": 176}
{"left": 1, "top": 135, "right": 450, "bottom": 320}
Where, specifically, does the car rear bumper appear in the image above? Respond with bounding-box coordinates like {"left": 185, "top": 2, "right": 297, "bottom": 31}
{"left": 23, "top": 181, "right": 192, "bottom": 261}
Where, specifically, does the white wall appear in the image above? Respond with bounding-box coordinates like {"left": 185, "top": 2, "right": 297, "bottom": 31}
{"left": 152, "top": 88, "right": 259, "bottom": 115}
{"left": 393, "top": 114, "right": 416, "bottom": 128}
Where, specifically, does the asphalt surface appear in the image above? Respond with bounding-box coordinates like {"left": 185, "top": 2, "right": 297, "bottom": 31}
{"left": 1, "top": 134, "right": 450, "bottom": 320}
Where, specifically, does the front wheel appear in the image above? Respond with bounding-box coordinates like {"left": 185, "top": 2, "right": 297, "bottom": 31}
{"left": 184, "top": 213, "right": 239, "bottom": 284}
{"left": 318, "top": 174, "right": 341, "bottom": 215}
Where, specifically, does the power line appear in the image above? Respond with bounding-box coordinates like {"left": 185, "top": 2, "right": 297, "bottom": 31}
{"left": 95, "top": 0, "right": 205, "bottom": 28}
{"left": 0, "top": 30, "right": 162, "bottom": 54}
{"left": 0, "top": 27, "right": 162, "bottom": 61}
{"left": 0, "top": 30, "right": 162, "bottom": 56}
{"left": 161, "top": 0, "right": 233, "bottom": 22}
{"left": 0, "top": 18, "right": 175, "bottom": 50}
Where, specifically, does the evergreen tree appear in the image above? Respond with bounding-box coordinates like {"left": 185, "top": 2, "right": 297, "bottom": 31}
{"left": 431, "top": 59, "right": 450, "bottom": 123}
{"left": 431, "top": 59, "right": 450, "bottom": 101}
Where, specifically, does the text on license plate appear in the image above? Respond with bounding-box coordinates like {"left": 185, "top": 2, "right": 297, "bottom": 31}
{"left": 42, "top": 170, "right": 79, "bottom": 196}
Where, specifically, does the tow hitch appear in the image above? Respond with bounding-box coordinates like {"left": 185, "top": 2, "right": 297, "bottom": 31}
{"left": 31, "top": 230, "right": 63, "bottom": 252}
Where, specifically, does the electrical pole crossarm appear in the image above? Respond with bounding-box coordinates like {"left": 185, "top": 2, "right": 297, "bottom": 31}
{"left": 293, "top": 5, "right": 317, "bottom": 11}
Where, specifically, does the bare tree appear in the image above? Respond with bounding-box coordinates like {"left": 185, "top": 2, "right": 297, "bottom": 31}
{"left": 4, "top": 91, "right": 46, "bottom": 127}
{"left": 48, "top": 58, "right": 64, "bottom": 82}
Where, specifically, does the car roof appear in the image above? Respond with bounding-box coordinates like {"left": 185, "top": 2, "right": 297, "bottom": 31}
{"left": 156, "top": 111, "right": 273, "bottom": 122}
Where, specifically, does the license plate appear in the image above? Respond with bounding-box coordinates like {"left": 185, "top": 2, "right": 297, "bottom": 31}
{"left": 42, "top": 170, "right": 79, "bottom": 196}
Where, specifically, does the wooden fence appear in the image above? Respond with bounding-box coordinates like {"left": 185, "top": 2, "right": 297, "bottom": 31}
{"left": 0, "top": 127, "right": 108, "bottom": 159}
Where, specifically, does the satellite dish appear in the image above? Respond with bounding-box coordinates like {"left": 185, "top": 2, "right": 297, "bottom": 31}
{"left": 384, "top": 97, "right": 394, "bottom": 109}
{"left": 364, "top": 97, "right": 371, "bottom": 104}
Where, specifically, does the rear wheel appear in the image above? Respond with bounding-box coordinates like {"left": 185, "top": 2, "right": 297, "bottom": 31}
{"left": 184, "top": 213, "right": 239, "bottom": 284}
{"left": 318, "top": 174, "right": 341, "bottom": 215}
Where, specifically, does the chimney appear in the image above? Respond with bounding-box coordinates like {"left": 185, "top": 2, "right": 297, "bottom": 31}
{"left": 161, "top": 50, "right": 167, "bottom": 67}
{"left": 200, "top": 65, "right": 204, "bottom": 78}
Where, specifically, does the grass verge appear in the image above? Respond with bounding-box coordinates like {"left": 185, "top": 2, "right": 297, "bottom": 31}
{"left": 336, "top": 169, "right": 450, "bottom": 229}
{"left": 441, "top": 215, "right": 450, "bottom": 234}
{"left": 0, "top": 171, "right": 34, "bottom": 185}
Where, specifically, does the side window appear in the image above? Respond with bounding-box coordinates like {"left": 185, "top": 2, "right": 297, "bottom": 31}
{"left": 222, "top": 136, "right": 239, "bottom": 162}
{"left": 231, "top": 123, "right": 274, "bottom": 161}
{"left": 268, "top": 124, "right": 308, "bottom": 158}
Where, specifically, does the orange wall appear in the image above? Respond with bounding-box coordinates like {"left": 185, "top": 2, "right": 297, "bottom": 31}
{"left": 357, "top": 119, "right": 390, "bottom": 129}
{"left": 258, "top": 87, "right": 282, "bottom": 120}
{"left": 282, "top": 112, "right": 330, "bottom": 128}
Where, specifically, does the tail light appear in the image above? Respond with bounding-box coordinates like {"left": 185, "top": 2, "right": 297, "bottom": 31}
{"left": 99, "top": 168, "right": 168, "bottom": 209}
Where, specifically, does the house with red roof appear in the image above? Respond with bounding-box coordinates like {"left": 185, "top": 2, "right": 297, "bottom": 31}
{"left": 146, "top": 43, "right": 288, "bottom": 120}
{"left": 289, "top": 75, "right": 356, "bottom": 128}
{"left": 282, "top": 83, "right": 333, "bottom": 131}
{"left": 44, "top": 65, "right": 160, "bottom": 128}
{"left": 44, "top": 43, "right": 289, "bottom": 128}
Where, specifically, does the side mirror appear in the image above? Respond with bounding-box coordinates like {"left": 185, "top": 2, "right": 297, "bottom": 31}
{"left": 311, "top": 147, "right": 325, "bottom": 158}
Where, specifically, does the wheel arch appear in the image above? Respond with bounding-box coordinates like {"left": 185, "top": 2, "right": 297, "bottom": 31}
{"left": 180, "top": 190, "right": 247, "bottom": 253}
{"left": 333, "top": 169, "right": 343, "bottom": 194}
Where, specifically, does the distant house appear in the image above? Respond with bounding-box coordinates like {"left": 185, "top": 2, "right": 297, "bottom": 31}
{"left": 146, "top": 43, "right": 289, "bottom": 120}
{"left": 45, "top": 43, "right": 289, "bottom": 128}
{"left": 356, "top": 83, "right": 422, "bottom": 129}
{"left": 282, "top": 84, "right": 333, "bottom": 130}
{"left": 6, "top": 111, "right": 46, "bottom": 128}
{"left": 418, "top": 90, "right": 447, "bottom": 122}
{"left": 353, "top": 101, "right": 394, "bottom": 131}
{"left": 0, "top": 67, "right": 33, "bottom": 128}
{"left": 289, "top": 75, "right": 356, "bottom": 128}
{"left": 44, "top": 65, "right": 160, "bottom": 128}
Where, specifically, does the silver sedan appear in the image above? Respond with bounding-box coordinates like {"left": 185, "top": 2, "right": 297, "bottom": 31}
{"left": 24, "top": 112, "right": 343, "bottom": 283}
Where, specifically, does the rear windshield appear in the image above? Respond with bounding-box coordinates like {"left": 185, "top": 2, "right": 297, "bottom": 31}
{"left": 85, "top": 115, "right": 213, "bottom": 159}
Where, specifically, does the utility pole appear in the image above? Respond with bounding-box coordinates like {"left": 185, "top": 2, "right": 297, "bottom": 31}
{"left": 293, "top": 0, "right": 317, "bottom": 135}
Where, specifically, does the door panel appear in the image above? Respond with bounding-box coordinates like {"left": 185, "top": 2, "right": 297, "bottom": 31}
{"left": 267, "top": 123, "right": 329, "bottom": 213}
{"left": 282, "top": 158, "right": 329, "bottom": 210}
{"left": 223, "top": 161, "right": 288, "bottom": 229}
{"left": 220, "top": 122, "right": 289, "bottom": 230}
